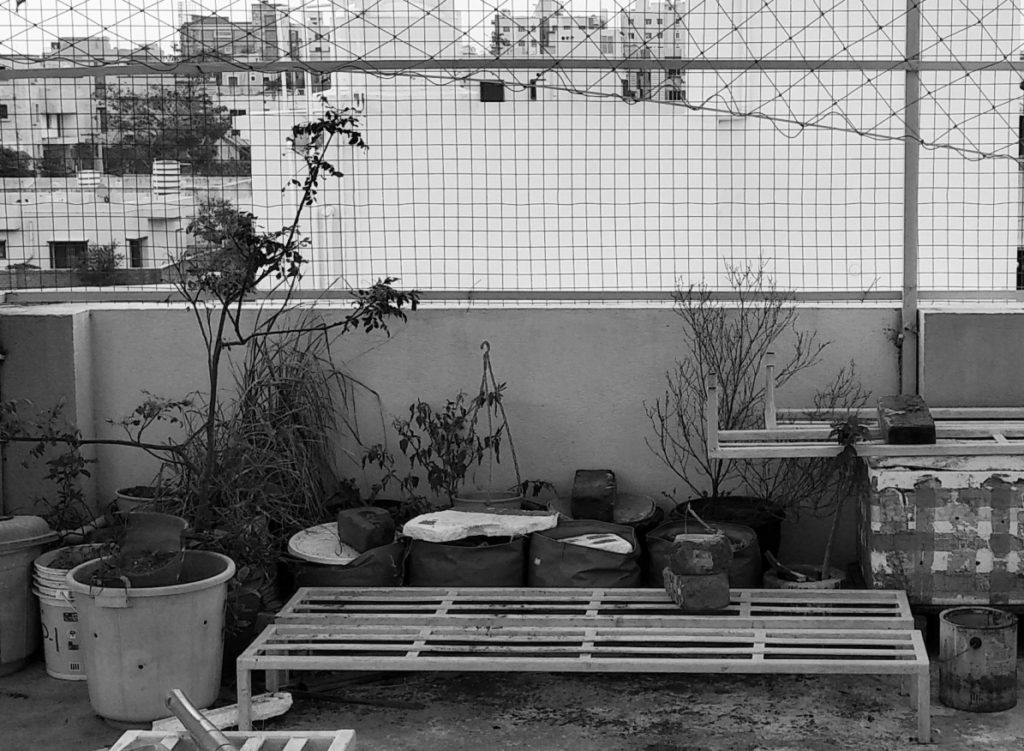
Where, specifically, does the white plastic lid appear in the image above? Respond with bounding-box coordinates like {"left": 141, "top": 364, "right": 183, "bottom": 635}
{"left": 287, "top": 523, "right": 360, "bottom": 566}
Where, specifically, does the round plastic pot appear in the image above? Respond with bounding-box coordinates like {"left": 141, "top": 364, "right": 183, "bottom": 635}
{"left": 452, "top": 490, "right": 524, "bottom": 512}
{"left": 66, "top": 550, "right": 235, "bottom": 723}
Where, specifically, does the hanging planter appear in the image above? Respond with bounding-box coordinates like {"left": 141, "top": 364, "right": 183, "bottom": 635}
{"left": 393, "top": 341, "right": 525, "bottom": 510}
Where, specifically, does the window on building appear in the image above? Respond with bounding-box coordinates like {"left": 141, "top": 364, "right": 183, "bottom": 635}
{"left": 227, "top": 75, "right": 239, "bottom": 87}
{"left": 49, "top": 241, "right": 88, "bottom": 269}
{"left": 96, "top": 106, "right": 107, "bottom": 132}
{"left": 127, "top": 237, "right": 146, "bottom": 268}
{"left": 229, "top": 109, "right": 247, "bottom": 117}
{"left": 45, "top": 113, "right": 65, "bottom": 136}
{"left": 657, "top": 18, "right": 663, "bottom": 24}
{"left": 0, "top": 240, "right": 7, "bottom": 260}
{"left": 0, "top": 104, "right": 8, "bottom": 120}
{"left": 645, "top": 18, "right": 652, "bottom": 24}
{"left": 479, "top": 81, "right": 506, "bottom": 102}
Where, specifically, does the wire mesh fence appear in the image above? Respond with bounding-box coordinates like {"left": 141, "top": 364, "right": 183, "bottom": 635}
{"left": 0, "top": 1, "right": 1021, "bottom": 298}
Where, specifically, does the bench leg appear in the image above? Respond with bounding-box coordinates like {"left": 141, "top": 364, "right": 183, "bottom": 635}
{"left": 913, "top": 668, "right": 931, "bottom": 744}
{"left": 266, "top": 668, "right": 288, "bottom": 692}
{"left": 237, "top": 664, "right": 253, "bottom": 732}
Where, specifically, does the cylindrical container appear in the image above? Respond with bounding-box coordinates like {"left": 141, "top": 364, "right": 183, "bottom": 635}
{"left": 114, "top": 486, "right": 160, "bottom": 515}
{"left": 452, "top": 490, "right": 524, "bottom": 512}
{"left": 34, "top": 544, "right": 108, "bottom": 588}
{"left": 0, "top": 516, "right": 57, "bottom": 676}
{"left": 34, "top": 544, "right": 107, "bottom": 680}
{"left": 939, "top": 606, "right": 1018, "bottom": 713}
{"left": 152, "top": 160, "right": 181, "bottom": 196}
{"left": 66, "top": 551, "right": 235, "bottom": 724}
{"left": 77, "top": 170, "right": 101, "bottom": 190}
{"left": 34, "top": 588, "right": 84, "bottom": 680}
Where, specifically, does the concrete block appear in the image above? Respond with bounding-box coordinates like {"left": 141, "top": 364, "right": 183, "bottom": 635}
{"left": 337, "top": 507, "right": 395, "bottom": 553}
{"left": 877, "top": 395, "right": 936, "bottom": 444}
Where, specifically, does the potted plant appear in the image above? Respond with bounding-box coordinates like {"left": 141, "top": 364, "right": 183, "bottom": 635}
{"left": 392, "top": 341, "right": 524, "bottom": 511}
{"left": 0, "top": 97, "right": 419, "bottom": 722}
{"left": 645, "top": 262, "right": 869, "bottom": 567}
{"left": 762, "top": 413, "right": 871, "bottom": 587}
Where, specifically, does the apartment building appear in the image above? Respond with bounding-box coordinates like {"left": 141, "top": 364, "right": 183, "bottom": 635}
{"left": 0, "top": 38, "right": 173, "bottom": 176}
{"left": 487, "top": 0, "right": 683, "bottom": 102}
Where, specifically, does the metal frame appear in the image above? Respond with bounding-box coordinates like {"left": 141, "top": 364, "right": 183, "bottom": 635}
{"left": 235, "top": 586, "right": 930, "bottom": 743}
{"left": 708, "top": 352, "right": 1024, "bottom": 459}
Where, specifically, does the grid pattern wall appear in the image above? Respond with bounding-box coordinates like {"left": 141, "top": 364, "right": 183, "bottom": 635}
{"left": 0, "top": 1, "right": 1021, "bottom": 296}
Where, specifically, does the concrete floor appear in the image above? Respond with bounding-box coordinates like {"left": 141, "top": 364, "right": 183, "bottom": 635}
{"left": 1, "top": 646, "right": 1023, "bottom": 751}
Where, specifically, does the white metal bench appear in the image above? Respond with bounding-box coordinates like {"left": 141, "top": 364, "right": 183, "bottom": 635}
{"left": 236, "top": 587, "right": 930, "bottom": 743}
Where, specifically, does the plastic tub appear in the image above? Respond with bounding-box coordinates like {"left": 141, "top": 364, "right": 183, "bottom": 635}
{"left": 0, "top": 516, "right": 57, "bottom": 675}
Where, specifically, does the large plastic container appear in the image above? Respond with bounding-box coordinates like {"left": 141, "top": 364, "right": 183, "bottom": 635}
{"left": 66, "top": 551, "right": 235, "bottom": 723}
{"left": 0, "top": 515, "right": 57, "bottom": 676}
{"left": 939, "top": 606, "right": 1018, "bottom": 712}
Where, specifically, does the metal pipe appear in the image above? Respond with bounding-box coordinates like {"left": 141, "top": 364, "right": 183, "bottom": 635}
{"left": 164, "top": 690, "right": 240, "bottom": 751}
{"left": 902, "top": 0, "right": 922, "bottom": 394}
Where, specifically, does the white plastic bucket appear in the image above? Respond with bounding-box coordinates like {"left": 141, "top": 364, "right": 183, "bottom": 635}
{"left": 34, "top": 589, "right": 85, "bottom": 680}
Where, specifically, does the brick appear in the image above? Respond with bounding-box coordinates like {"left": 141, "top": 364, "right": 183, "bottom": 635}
{"left": 336, "top": 507, "right": 396, "bottom": 553}
{"left": 666, "top": 533, "right": 733, "bottom": 576}
{"left": 877, "top": 395, "right": 936, "bottom": 444}
{"left": 662, "top": 570, "right": 730, "bottom": 612}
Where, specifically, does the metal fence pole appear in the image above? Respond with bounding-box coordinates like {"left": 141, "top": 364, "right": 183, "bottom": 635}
{"left": 902, "top": 0, "right": 922, "bottom": 394}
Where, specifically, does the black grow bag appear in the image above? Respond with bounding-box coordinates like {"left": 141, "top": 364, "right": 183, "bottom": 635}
{"left": 528, "top": 519, "right": 642, "bottom": 588}
{"left": 286, "top": 540, "right": 408, "bottom": 587}
{"left": 646, "top": 519, "right": 761, "bottom": 588}
{"left": 408, "top": 535, "right": 526, "bottom": 587}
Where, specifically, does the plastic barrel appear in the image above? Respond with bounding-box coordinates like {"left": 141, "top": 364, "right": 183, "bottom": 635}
{"left": 939, "top": 607, "right": 1018, "bottom": 712}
